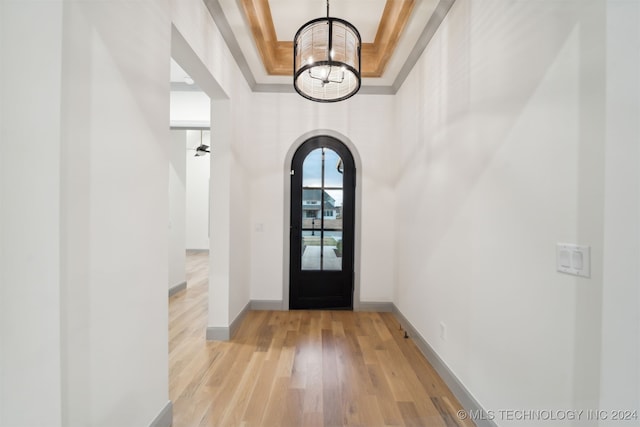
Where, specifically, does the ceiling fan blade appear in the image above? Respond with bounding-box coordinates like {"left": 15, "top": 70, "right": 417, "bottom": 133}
{"left": 194, "top": 146, "right": 211, "bottom": 155}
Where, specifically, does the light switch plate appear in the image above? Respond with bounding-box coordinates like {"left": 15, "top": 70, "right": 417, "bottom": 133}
{"left": 557, "top": 243, "right": 590, "bottom": 278}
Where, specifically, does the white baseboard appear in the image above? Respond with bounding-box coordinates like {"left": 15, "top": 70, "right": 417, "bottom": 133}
{"left": 206, "top": 326, "right": 230, "bottom": 341}
{"left": 206, "top": 301, "right": 251, "bottom": 341}
{"left": 356, "top": 301, "right": 394, "bottom": 312}
{"left": 392, "top": 305, "right": 498, "bottom": 427}
{"left": 250, "top": 300, "right": 285, "bottom": 310}
{"left": 149, "top": 400, "right": 172, "bottom": 427}
{"left": 168, "top": 281, "right": 187, "bottom": 297}
{"left": 248, "top": 299, "right": 395, "bottom": 312}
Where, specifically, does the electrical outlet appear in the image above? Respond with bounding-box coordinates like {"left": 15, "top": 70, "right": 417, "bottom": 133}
{"left": 440, "top": 322, "right": 447, "bottom": 341}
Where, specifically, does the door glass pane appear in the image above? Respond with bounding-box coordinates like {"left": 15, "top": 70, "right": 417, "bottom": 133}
{"left": 302, "top": 188, "right": 322, "bottom": 230}
{"left": 322, "top": 186, "right": 342, "bottom": 271}
{"left": 300, "top": 147, "right": 344, "bottom": 271}
{"left": 301, "top": 230, "right": 321, "bottom": 270}
{"left": 323, "top": 149, "right": 343, "bottom": 271}
{"left": 324, "top": 149, "right": 343, "bottom": 188}
{"left": 323, "top": 230, "right": 342, "bottom": 271}
{"left": 302, "top": 149, "right": 323, "bottom": 188}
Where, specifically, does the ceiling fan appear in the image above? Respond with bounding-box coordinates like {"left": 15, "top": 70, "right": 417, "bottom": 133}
{"left": 188, "top": 130, "right": 210, "bottom": 157}
{"left": 193, "top": 144, "right": 210, "bottom": 157}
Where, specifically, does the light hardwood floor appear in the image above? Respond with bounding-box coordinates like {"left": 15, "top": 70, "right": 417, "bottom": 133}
{"left": 170, "top": 251, "right": 475, "bottom": 427}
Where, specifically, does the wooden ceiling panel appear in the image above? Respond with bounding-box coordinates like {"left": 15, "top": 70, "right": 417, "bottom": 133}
{"left": 240, "top": 0, "right": 416, "bottom": 77}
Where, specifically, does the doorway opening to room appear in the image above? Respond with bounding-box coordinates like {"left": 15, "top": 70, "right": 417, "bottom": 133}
{"left": 168, "top": 57, "right": 212, "bottom": 299}
{"left": 289, "top": 136, "right": 356, "bottom": 309}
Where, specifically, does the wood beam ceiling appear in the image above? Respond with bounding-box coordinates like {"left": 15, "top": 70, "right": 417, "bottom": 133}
{"left": 240, "top": 0, "right": 416, "bottom": 78}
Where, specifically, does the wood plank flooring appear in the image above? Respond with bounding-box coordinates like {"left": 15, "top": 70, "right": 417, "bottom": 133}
{"left": 170, "top": 251, "right": 475, "bottom": 427}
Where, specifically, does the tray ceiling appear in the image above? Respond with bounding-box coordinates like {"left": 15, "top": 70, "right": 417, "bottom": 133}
{"left": 202, "top": 0, "right": 455, "bottom": 93}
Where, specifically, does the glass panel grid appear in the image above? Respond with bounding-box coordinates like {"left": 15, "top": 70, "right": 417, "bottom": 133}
{"left": 301, "top": 148, "right": 344, "bottom": 271}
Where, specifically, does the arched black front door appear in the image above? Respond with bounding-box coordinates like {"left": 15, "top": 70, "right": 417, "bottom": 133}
{"left": 289, "top": 136, "right": 356, "bottom": 309}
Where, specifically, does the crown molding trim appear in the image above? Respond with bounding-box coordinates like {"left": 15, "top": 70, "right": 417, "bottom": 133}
{"left": 392, "top": 0, "right": 456, "bottom": 93}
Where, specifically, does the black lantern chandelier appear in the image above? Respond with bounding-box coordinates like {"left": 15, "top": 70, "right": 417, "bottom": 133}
{"left": 293, "top": 0, "right": 362, "bottom": 102}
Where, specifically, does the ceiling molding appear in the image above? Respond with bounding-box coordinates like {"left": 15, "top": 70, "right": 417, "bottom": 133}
{"left": 203, "top": 0, "right": 257, "bottom": 88}
{"left": 391, "top": 0, "right": 456, "bottom": 93}
{"left": 169, "top": 121, "right": 211, "bottom": 130}
{"left": 202, "top": 0, "right": 456, "bottom": 95}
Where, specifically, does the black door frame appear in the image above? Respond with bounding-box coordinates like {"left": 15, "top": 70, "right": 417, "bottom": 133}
{"left": 289, "top": 135, "right": 356, "bottom": 310}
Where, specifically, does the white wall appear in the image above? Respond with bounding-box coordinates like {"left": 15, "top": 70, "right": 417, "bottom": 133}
{"left": 599, "top": 1, "right": 640, "bottom": 423}
{"left": 1, "top": 2, "right": 64, "bottom": 425}
{"left": 59, "top": 2, "right": 171, "bottom": 426}
{"left": 4, "top": 1, "right": 636, "bottom": 426}
{"left": 185, "top": 130, "right": 211, "bottom": 250}
{"left": 226, "top": 81, "right": 255, "bottom": 322}
{"left": 209, "top": 87, "right": 253, "bottom": 328}
{"left": 244, "top": 93, "right": 397, "bottom": 306}
{"left": 170, "top": 0, "right": 254, "bottom": 328}
{"left": 169, "top": 130, "right": 187, "bottom": 290}
{"left": 2, "top": 0, "right": 258, "bottom": 425}
{"left": 170, "top": 90, "right": 211, "bottom": 128}
{"left": 393, "top": 0, "right": 627, "bottom": 425}
{"left": 209, "top": 100, "right": 233, "bottom": 328}
{"left": 2, "top": 1, "right": 172, "bottom": 426}
{"left": 170, "top": 0, "right": 397, "bottom": 314}
{"left": 229, "top": 128, "right": 252, "bottom": 323}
